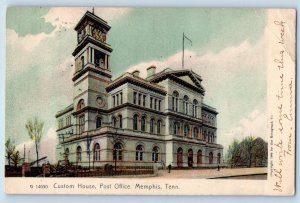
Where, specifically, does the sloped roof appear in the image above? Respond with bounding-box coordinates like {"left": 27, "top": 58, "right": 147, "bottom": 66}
{"left": 150, "top": 69, "right": 205, "bottom": 95}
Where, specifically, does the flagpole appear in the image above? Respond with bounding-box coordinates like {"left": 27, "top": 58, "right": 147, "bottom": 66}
{"left": 182, "top": 32, "right": 184, "bottom": 69}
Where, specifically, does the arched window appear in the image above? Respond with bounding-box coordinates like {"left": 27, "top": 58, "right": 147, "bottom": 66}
{"left": 65, "top": 148, "right": 69, "bottom": 161}
{"left": 77, "top": 99, "right": 85, "bottom": 111}
{"left": 183, "top": 95, "right": 189, "bottom": 115}
{"left": 118, "top": 115, "right": 122, "bottom": 128}
{"left": 188, "top": 149, "right": 193, "bottom": 167}
{"left": 93, "top": 143, "right": 100, "bottom": 161}
{"left": 184, "top": 124, "right": 190, "bottom": 137}
{"left": 193, "top": 127, "right": 198, "bottom": 139}
{"left": 173, "top": 122, "right": 180, "bottom": 135}
{"left": 113, "top": 143, "right": 123, "bottom": 161}
{"left": 217, "top": 153, "right": 221, "bottom": 164}
{"left": 177, "top": 147, "right": 183, "bottom": 167}
{"left": 193, "top": 100, "right": 198, "bottom": 117}
{"left": 197, "top": 150, "right": 202, "bottom": 164}
{"left": 150, "top": 118, "right": 155, "bottom": 133}
{"left": 133, "top": 114, "right": 138, "bottom": 130}
{"left": 135, "top": 145, "right": 144, "bottom": 161}
{"left": 76, "top": 146, "right": 82, "bottom": 162}
{"left": 209, "top": 152, "right": 213, "bottom": 164}
{"left": 112, "top": 117, "right": 117, "bottom": 128}
{"left": 141, "top": 116, "right": 146, "bottom": 132}
{"left": 152, "top": 146, "right": 159, "bottom": 162}
{"left": 157, "top": 120, "right": 162, "bottom": 135}
{"left": 96, "top": 117, "right": 102, "bottom": 128}
{"left": 81, "top": 56, "right": 84, "bottom": 69}
{"left": 172, "top": 91, "right": 179, "bottom": 112}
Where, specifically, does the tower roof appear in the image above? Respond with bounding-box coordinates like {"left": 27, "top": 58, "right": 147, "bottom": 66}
{"left": 74, "top": 10, "right": 111, "bottom": 31}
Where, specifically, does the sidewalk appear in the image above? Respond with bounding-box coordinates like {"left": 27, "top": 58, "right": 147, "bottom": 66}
{"left": 146, "top": 167, "right": 267, "bottom": 179}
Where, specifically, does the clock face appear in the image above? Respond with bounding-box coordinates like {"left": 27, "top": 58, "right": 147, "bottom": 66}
{"left": 92, "top": 28, "right": 106, "bottom": 43}
{"left": 96, "top": 96, "right": 105, "bottom": 107}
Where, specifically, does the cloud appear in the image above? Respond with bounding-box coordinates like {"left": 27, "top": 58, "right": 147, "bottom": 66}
{"left": 126, "top": 30, "right": 268, "bottom": 154}
{"left": 44, "top": 7, "right": 131, "bottom": 32}
{"left": 16, "top": 128, "right": 58, "bottom": 164}
{"left": 220, "top": 108, "right": 268, "bottom": 151}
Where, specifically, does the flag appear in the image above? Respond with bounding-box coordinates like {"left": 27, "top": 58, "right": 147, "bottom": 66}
{"left": 184, "top": 33, "right": 192, "bottom": 46}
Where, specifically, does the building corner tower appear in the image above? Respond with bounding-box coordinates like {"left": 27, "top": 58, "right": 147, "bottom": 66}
{"left": 72, "top": 11, "right": 113, "bottom": 134}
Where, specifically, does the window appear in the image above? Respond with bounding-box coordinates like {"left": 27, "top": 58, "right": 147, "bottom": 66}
{"left": 193, "top": 100, "right": 198, "bottom": 117}
{"left": 133, "top": 114, "right": 138, "bottom": 130}
{"left": 157, "top": 120, "right": 162, "bottom": 135}
{"left": 118, "top": 115, "right": 122, "bottom": 128}
{"left": 141, "top": 116, "right": 146, "bottom": 132}
{"left": 81, "top": 56, "right": 84, "bottom": 69}
{"left": 96, "top": 117, "right": 102, "bottom": 128}
{"left": 135, "top": 145, "right": 144, "bottom": 161}
{"left": 209, "top": 152, "right": 213, "bottom": 164}
{"left": 143, "top": 95, "right": 146, "bottom": 106}
{"left": 113, "top": 143, "right": 123, "bottom": 161}
{"left": 193, "top": 127, "right": 198, "bottom": 139}
{"left": 120, "top": 92, "right": 123, "bottom": 104}
{"left": 65, "top": 148, "right": 69, "bottom": 161}
{"left": 158, "top": 100, "right": 161, "bottom": 111}
{"left": 133, "top": 92, "right": 137, "bottom": 104}
{"left": 183, "top": 95, "right": 189, "bottom": 115}
{"left": 217, "top": 153, "right": 221, "bottom": 164}
{"left": 173, "top": 122, "right": 180, "bottom": 135}
{"left": 116, "top": 94, "right": 119, "bottom": 106}
{"left": 93, "top": 143, "right": 100, "bottom": 161}
{"left": 79, "top": 115, "right": 85, "bottom": 134}
{"left": 150, "top": 97, "right": 153, "bottom": 108}
{"left": 184, "top": 124, "right": 190, "bottom": 137}
{"left": 154, "top": 99, "right": 157, "bottom": 110}
{"left": 172, "top": 91, "right": 179, "bottom": 111}
{"left": 76, "top": 146, "right": 82, "bottom": 162}
{"left": 77, "top": 99, "right": 85, "bottom": 111}
{"left": 138, "top": 93, "right": 141, "bottom": 105}
{"left": 113, "top": 96, "right": 116, "bottom": 107}
{"left": 152, "top": 146, "right": 159, "bottom": 162}
{"left": 58, "top": 119, "right": 63, "bottom": 129}
{"left": 197, "top": 150, "right": 202, "bottom": 164}
{"left": 94, "top": 49, "right": 105, "bottom": 68}
{"left": 112, "top": 117, "right": 117, "bottom": 128}
{"left": 66, "top": 116, "right": 71, "bottom": 126}
{"left": 150, "top": 118, "right": 155, "bottom": 133}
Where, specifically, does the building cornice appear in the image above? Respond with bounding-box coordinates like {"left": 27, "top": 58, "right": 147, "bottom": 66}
{"left": 106, "top": 74, "right": 166, "bottom": 95}
{"left": 72, "top": 35, "right": 113, "bottom": 57}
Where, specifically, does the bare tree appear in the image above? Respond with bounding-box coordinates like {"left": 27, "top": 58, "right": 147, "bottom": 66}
{"left": 11, "top": 150, "right": 22, "bottom": 169}
{"left": 25, "top": 117, "right": 44, "bottom": 167}
{"left": 5, "top": 138, "right": 16, "bottom": 168}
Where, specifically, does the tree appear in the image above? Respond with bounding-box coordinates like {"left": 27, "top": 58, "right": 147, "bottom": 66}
{"left": 11, "top": 150, "right": 22, "bottom": 169}
{"left": 240, "top": 136, "right": 256, "bottom": 168}
{"left": 225, "top": 139, "right": 241, "bottom": 167}
{"left": 25, "top": 117, "right": 44, "bottom": 167}
{"left": 5, "top": 138, "right": 16, "bottom": 168}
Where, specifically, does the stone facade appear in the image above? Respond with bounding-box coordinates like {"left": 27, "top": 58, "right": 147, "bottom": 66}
{"left": 56, "top": 11, "right": 223, "bottom": 169}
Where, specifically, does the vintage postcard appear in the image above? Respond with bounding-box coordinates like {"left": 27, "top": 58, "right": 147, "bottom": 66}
{"left": 5, "top": 7, "right": 295, "bottom": 195}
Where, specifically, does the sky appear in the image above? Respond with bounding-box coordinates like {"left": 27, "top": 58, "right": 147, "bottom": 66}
{"left": 6, "top": 7, "right": 268, "bottom": 163}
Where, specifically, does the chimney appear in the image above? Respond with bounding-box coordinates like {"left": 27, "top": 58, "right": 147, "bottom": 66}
{"left": 132, "top": 70, "right": 140, "bottom": 77}
{"left": 147, "top": 65, "right": 156, "bottom": 78}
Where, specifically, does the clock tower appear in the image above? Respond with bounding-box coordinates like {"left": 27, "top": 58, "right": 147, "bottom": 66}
{"left": 72, "top": 11, "right": 113, "bottom": 133}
